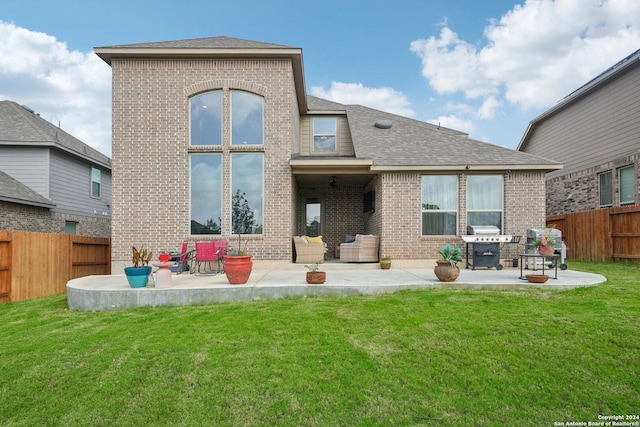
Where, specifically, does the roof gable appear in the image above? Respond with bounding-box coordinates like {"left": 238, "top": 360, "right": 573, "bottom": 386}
{"left": 0, "top": 169, "right": 55, "bottom": 208}
{"left": 0, "top": 101, "right": 111, "bottom": 168}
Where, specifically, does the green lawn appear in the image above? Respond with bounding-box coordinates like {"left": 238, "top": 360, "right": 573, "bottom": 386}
{"left": 1, "top": 261, "right": 638, "bottom": 426}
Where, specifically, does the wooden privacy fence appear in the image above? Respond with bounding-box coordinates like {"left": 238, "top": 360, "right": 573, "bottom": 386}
{"left": 0, "top": 230, "right": 111, "bottom": 303}
{"left": 547, "top": 205, "right": 640, "bottom": 263}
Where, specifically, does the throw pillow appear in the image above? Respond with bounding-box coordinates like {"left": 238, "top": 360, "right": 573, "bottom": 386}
{"left": 301, "top": 236, "right": 308, "bottom": 244}
{"left": 306, "top": 235, "right": 323, "bottom": 244}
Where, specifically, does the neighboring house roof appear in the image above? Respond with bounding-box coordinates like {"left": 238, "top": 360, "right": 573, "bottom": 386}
{"left": 95, "top": 36, "right": 307, "bottom": 111}
{"left": 303, "top": 96, "right": 560, "bottom": 171}
{"left": 0, "top": 169, "right": 55, "bottom": 208}
{"left": 0, "top": 101, "right": 111, "bottom": 169}
{"left": 518, "top": 48, "right": 640, "bottom": 151}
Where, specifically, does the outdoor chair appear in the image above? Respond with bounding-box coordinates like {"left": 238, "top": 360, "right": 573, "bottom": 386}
{"left": 293, "top": 236, "right": 326, "bottom": 264}
{"left": 193, "top": 241, "right": 217, "bottom": 275}
{"left": 339, "top": 234, "right": 380, "bottom": 262}
{"left": 173, "top": 241, "right": 195, "bottom": 274}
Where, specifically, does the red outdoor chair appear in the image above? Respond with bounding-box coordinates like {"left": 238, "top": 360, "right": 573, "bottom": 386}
{"left": 213, "top": 241, "right": 228, "bottom": 273}
{"left": 193, "top": 241, "right": 217, "bottom": 275}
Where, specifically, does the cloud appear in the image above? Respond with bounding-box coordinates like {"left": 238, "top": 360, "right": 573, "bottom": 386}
{"left": 0, "top": 20, "right": 112, "bottom": 156}
{"left": 310, "top": 82, "right": 416, "bottom": 118}
{"left": 411, "top": 0, "right": 640, "bottom": 111}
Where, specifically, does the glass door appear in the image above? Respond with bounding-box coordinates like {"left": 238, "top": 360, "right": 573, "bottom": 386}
{"left": 305, "top": 198, "right": 321, "bottom": 237}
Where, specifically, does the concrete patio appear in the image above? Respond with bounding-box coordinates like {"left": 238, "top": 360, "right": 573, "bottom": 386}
{"left": 67, "top": 261, "right": 606, "bottom": 311}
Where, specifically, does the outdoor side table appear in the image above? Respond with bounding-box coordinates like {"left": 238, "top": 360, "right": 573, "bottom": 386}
{"left": 152, "top": 261, "right": 175, "bottom": 288}
{"left": 519, "top": 253, "right": 560, "bottom": 280}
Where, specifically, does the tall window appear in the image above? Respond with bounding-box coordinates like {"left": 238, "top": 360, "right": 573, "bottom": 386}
{"left": 231, "top": 153, "right": 263, "bottom": 234}
{"left": 619, "top": 166, "right": 635, "bottom": 205}
{"left": 599, "top": 171, "right": 613, "bottom": 207}
{"left": 422, "top": 175, "right": 458, "bottom": 235}
{"left": 190, "top": 154, "right": 222, "bottom": 235}
{"left": 231, "top": 91, "right": 263, "bottom": 145}
{"left": 313, "top": 118, "right": 336, "bottom": 152}
{"left": 190, "top": 91, "right": 222, "bottom": 146}
{"left": 467, "top": 175, "right": 503, "bottom": 230}
{"left": 91, "top": 167, "right": 101, "bottom": 197}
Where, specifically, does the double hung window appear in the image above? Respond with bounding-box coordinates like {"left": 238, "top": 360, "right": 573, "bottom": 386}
{"left": 91, "top": 168, "right": 101, "bottom": 197}
{"left": 599, "top": 171, "right": 613, "bottom": 207}
{"left": 466, "top": 175, "right": 503, "bottom": 230}
{"left": 313, "top": 118, "right": 336, "bottom": 152}
{"left": 421, "top": 175, "right": 458, "bottom": 235}
{"left": 619, "top": 166, "right": 635, "bottom": 206}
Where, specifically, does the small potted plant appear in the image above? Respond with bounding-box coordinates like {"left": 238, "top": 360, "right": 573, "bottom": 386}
{"left": 380, "top": 255, "right": 392, "bottom": 269}
{"left": 124, "top": 246, "right": 153, "bottom": 288}
{"left": 434, "top": 244, "right": 462, "bottom": 282}
{"left": 305, "top": 260, "right": 326, "bottom": 284}
{"left": 531, "top": 227, "right": 557, "bottom": 256}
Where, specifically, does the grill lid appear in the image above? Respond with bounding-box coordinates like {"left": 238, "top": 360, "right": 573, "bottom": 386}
{"left": 467, "top": 225, "right": 501, "bottom": 235}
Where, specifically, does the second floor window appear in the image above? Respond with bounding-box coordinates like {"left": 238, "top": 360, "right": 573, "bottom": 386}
{"left": 313, "top": 118, "right": 336, "bottom": 152}
{"left": 91, "top": 167, "right": 101, "bottom": 197}
{"left": 190, "top": 91, "right": 222, "bottom": 146}
{"left": 232, "top": 91, "right": 263, "bottom": 145}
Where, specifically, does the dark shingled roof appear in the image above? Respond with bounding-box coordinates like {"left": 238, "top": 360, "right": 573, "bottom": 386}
{"left": 0, "top": 169, "right": 55, "bottom": 208}
{"left": 343, "top": 103, "right": 560, "bottom": 168}
{"left": 307, "top": 95, "right": 347, "bottom": 111}
{"left": 0, "top": 101, "right": 111, "bottom": 168}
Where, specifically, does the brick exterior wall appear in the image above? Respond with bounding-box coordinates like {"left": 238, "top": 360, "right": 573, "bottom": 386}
{"left": 111, "top": 58, "right": 297, "bottom": 264}
{"left": 0, "top": 201, "right": 111, "bottom": 237}
{"left": 547, "top": 153, "right": 639, "bottom": 215}
{"left": 379, "top": 171, "right": 547, "bottom": 259}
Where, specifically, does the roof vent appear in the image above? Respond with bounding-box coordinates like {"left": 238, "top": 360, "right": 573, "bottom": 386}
{"left": 374, "top": 119, "right": 393, "bottom": 129}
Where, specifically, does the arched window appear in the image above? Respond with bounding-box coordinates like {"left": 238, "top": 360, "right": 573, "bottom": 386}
{"left": 190, "top": 91, "right": 222, "bottom": 146}
{"left": 231, "top": 90, "right": 263, "bottom": 145}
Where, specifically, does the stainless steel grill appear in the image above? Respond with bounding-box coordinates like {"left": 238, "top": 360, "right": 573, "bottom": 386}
{"left": 464, "top": 225, "right": 513, "bottom": 270}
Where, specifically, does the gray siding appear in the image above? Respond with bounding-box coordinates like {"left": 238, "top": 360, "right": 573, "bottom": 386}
{"left": 50, "top": 151, "right": 112, "bottom": 218}
{"left": 0, "top": 147, "right": 50, "bottom": 197}
{"left": 299, "top": 115, "right": 354, "bottom": 156}
{"left": 523, "top": 65, "right": 640, "bottom": 180}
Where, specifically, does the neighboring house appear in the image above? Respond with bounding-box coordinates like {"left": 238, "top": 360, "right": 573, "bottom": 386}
{"left": 518, "top": 49, "right": 640, "bottom": 215}
{"left": 0, "top": 101, "right": 112, "bottom": 237}
{"left": 95, "top": 36, "right": 561, "bottom": 266}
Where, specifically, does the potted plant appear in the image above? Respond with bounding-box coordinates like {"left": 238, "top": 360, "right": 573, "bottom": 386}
{"left": 124, "top": 246, "right": 153, "bottom": 288}
{"left": 531, "top": 226, "right": 557, "bottom": 256}
{"left": 223, "top": 234, "right": 253, "bottom": 285}
{"left": 434, "top": 244, "right": 462, "bottom": 282}
{"left": 305, "top": 260, "right": 326, "bottom": 284}
{"left": 380, "top": 255, "right": 392, "bottom": 269}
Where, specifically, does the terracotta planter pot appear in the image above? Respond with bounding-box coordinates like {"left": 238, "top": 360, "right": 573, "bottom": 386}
{"left": 306, "top": 271, "right": 326, "bottom": 284}
{"left": 380, "top": 262, "right": 391, "bottom": 270}
{"left": 434, "top": 261, "right": 460, "bottom": 282}
{"left": 223, "top": 255, "right": 253, "bottom": 285}
{"left": 538, "top": 244, "right": 555, "bottom": 256}
{"left": 526, "top": 274, "right": 549, "bottom": 283}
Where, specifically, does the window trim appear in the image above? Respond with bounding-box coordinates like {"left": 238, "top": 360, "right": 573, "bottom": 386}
{"left": 312, "top": 117, "right": 337, "bottom": 153}
{"left": 466, "top": 175, "right": 504, "bottom": 231}
{"left": 421, "top": 175, "right": 459, "bottom": 236}
{"left": 90, "top": 167, "right": 101, "bottom": 198}
{"left": 599, "top": 170, "right": 613, "bottom": 208}
{"left": 618, "top": 165, "right": 635, "bottom": 206}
